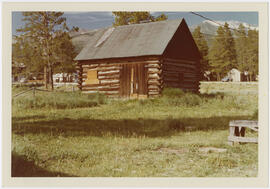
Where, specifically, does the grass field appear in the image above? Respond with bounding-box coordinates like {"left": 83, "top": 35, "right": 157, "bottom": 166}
{"left": 12, "top": 82, "right": 258, "bottom": 177}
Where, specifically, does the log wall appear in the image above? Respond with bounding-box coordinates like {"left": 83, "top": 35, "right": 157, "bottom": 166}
{"left": 162, "top": 58, "right": 200, "bottom": 92}
{"left": 77, "top": 57, "right": 163, "bottom": 98}
{"left": 77, "top": 57, "right": 200, "bottom": 97}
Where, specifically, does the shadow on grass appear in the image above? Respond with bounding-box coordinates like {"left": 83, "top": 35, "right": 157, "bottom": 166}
{"left": 12, "top": 152, "right": 76, "bottom": 177}
{"left": 12, "top": 115, "right": 251, "bottom": 137}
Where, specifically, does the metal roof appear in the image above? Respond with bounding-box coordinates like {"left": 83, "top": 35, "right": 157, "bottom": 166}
{"left": 74, "top": 19, "right": 183, "bottom": 61}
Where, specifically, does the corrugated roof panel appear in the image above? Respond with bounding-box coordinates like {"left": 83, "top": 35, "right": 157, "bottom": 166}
{"left": 74, "top": 19, "right": 183, "bottom": 61}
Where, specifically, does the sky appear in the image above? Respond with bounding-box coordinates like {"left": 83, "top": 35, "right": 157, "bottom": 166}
{"left": 12, "top": 11, "right": 258, "bottom": 35}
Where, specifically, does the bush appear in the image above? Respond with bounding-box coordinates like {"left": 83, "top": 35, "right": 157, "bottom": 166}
{"left": 161, "top": 88, "right": 202, "bottom": 107}
{"left": 162, "top": 88, "right": 185, "bottom": 98}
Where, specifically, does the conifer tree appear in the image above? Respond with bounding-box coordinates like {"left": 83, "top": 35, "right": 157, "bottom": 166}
{"left": 246, "top": 28, "right": 258, "bottom": 81}
{"left": 192, "top": 26, "right": 209, "bottom": 80}
{"left": 16, "top": 12, "right": 75, "bottom": 90}
{"left": 112, "top": 12, "right": 167, "bottom": 26}
{"left": 208, "top": 26, "right": 226, "bottom": 80}
{"left": 209, "top": 23, "right": 237, "bottom": 80}
{"left": 223, "top": 22, "right": 237, "bottom": 70}
{"left": 235, "top": 24, "right": 248, "bottom": 72}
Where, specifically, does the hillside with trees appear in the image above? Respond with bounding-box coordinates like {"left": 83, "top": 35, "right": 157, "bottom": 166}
{"left": 193, "top": 22, "right": 258, "bottom": 81}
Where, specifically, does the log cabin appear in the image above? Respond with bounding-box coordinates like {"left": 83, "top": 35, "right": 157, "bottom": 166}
{"left": 74, "top": 19, "right": 201, "bottom": 98}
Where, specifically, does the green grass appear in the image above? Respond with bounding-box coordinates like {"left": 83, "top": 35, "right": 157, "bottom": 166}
{"left": 12, "top": 83, "right": 258, "bottom": 177}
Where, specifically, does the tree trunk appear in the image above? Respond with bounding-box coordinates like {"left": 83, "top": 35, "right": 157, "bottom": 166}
{"left": 47, "top": 64, "right": 54, "bottom": 91}
{"left": 44, "top": 66, "right": 48, "bottom": 89}
{"left": 249, "top": 73, "right": 253, "bottom": 82}
{"left": 217, "top": 73, "right": 220, "bottom": 81}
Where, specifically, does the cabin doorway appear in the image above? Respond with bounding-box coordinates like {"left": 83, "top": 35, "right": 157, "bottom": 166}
{"left": 120, "top": 64, "right": 148, "bottom": 98}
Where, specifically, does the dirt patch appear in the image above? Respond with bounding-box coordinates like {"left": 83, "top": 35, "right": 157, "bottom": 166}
{"left": 199, "top": 147, "right": 227, "bottom": 153}
{"left": 155, "top": 147, "right": 188, "bottom": 154}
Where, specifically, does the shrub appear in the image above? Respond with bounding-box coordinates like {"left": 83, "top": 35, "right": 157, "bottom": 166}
{"left": 162, "top": 88, "right": 185, "bottom": 98}
{"left": 161, "top": 88, "right": 202, "bottom": 107}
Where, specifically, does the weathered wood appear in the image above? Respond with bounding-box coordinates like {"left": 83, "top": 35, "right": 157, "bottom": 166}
{"left": 82, "top": 81, "right": 119, "bottom": 87}
{"left": 148, "top": 79, "right": 160, "bottom": 85}
{"left": 82, "top": 64, "right": 99, "bottom": 68}
{"left": 98, "top": 70, "right": 120, "bottom": 75}
{"left": 163, "top": 58, "right": 197, "bottom": 64}
{"left": 80, "top": 56, "right": 160, "bottom": 65}
{"left": 229, "top": 120, "right": 258, "bottom": 128}
{"left": 148, "top": 85, "right": 161, "bottom": 90}
{"left": 97, "top": 66, "right": 121, "bottom": 71}
{"left": 82, "top": 87, "right": 119, "bottom": 92}
{"left": 228, "top": 136, "right": 258, "bottom": 143}
{"left": 164, "top": 61, "right": 197, "bottom": 69}
{"left": 148, "top": 91, "right": 160, "bottom": 95}
{"left": 98, "top": 75, "right": 120, "bottom": 80}
{"left": 145, "top": 64, "right": 161, "bottom": 68}
{"left": 228, "top": 120, "right": 258, "bottom": 145}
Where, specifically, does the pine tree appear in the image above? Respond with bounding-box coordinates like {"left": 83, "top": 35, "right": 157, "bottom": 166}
{"left": 246, "top": 28, "right": 258, "bottom": 81}
{"left": 208, "top": 23, "right": 237, "bottom": 80}
{"left": 112, "top": 12, "right": 167, "bottom": 26}
{"left": 235, "top": 24, "right": 248, "bottom": 72}
{"left": 192, "top": 26, "right": 209, "bottom": 80}
{"left": 16, "top": 12, "right": 75, "bottom": 90}
{"left": 208, "top": 26, "right": 226, "bottom": 80}
{"left": 223, "top": 22, "right": 237, "bottom": 71}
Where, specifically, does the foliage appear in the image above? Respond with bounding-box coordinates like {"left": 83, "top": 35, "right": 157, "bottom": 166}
{"left": 235, "top": 24, "right": 248, "bottom": 72}
{"left": 112, "top": 12, "right": 167, "bottom": 26}
{"left": 246, "top": 29, "right": 258, "bottom": 80}
{"left": 15, "top": 12, "right": 77, "bottom": 90}
{"left": 208, "top": 23, "right": 237, "bottom": 80}
{"left": 192, "top": 26, "right": 209, "bottom": 79}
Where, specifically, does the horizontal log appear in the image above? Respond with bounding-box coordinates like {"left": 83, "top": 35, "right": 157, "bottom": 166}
{"left": 98, "top": 70, "right": 120, "bottom": 75}
{"left": 164, "top": 77, "right": 180, "bottom": 82}
{"left": 148, "top": 68, "right": 159, "bottom": 73}
{"left": 163, "top": 58, "right": 198, "bottom": 64}
{"left": 79, "top": 57, "right": 160, "bottom": 65}
{"left": 148, "top": 85, "right": 161, "bottom": 90}
{"left": 145, "top": 64, "right": 161, "bottom": 68}
{"left": 164, "top": 65, "right": 197, "bottom": 71}
{"left": 165, "top": 60, "right": 197, "bottom": 66}
{"left": 82, "top": 90, "right": 119, "bottom": 95}
{"left": 82, "top": 87, "right": 119, "bottom": 92}
{"left": 148, "top": 80, "right": 160, "bottom": 85}
{"left": 148, "top": 70, "right": 162, "bottom": 75}
{"left": 82, "top": 84, "right": 120, "bottom": 90}
{"left": 82, "top": 81, "right": 119, "bottom": 87}
{"left": 100, "top": 79, "right": 119, "bottom": 84}
{"left": 97, "top": 66, "right": 121, "bottom": 71}
{"left": 98, "top": 74, "right": 120, "bottom": 80}
{"left": 148, "top": 73, "right": 160, "bottom": 77}
{"left": 82, "top": 64, "right": 99, "bottom": 68}
{"left": 148, "top": 75, "right": 161, "bottom": 80}
{"left": 83, "top": 68, "right": 120, "bottom": 74}
{"left": 148, "top": 91, "right": 160, "bottom": 95}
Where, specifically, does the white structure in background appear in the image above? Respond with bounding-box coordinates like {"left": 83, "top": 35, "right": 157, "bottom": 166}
{"left": 228, "top": 68, "right": 241, "bottom": 82}
{"left": 53, "top": 73, "right": 77, "bottom": 83}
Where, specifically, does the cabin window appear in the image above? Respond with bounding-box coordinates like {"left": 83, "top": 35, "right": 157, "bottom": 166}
{"left": 85, "top": 70, "right": 99, "bottom": 84}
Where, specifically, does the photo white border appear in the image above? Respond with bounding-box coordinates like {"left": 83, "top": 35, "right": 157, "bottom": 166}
{"left": 2, "top": 2, "right": 268, "bottom": 187}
